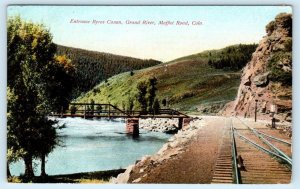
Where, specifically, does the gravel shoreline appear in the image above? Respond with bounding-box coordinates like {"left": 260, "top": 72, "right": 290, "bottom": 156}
{"left": 139, "top": 118, "right": 180, "bottom": 133}
{"left": 111, "top": 116, "right": 206, "bottom": 183}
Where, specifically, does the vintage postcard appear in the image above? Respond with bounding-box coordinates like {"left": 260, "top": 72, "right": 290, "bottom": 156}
{"left": 7, "top": 5, "right": 292, "bottom": 184}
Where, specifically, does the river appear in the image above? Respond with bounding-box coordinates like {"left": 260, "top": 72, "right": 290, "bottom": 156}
{"left": 10, "top": 117, "right": 171, "bottom": 176}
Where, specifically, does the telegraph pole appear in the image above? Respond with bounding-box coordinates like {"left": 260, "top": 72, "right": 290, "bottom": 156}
{"left": 255, "top": 99, "right": 258, "bottom": 122}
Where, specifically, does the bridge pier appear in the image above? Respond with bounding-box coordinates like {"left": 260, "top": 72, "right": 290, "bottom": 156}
{"left": 126, "top": 118, "right": 139, "bottom": 136}
{"left": 178, "top": 118, "right": 193, "bottom": 130}
{"left": 178, "top": 118, "right": 183, "bottom": 130}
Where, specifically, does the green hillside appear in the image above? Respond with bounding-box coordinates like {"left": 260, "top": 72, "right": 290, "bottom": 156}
{"left": 75, "top": 44, "right": 257, "bottom": 114}
{"left": 56, "top": 45, "right": 162, "bottom": 98}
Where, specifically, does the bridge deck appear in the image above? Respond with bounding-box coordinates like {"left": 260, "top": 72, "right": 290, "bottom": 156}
{"left": 51, "top": 114, "right": 188, "bottom": 119}
{"left": 51, "top": 103, "right": 189, "bottom": 119}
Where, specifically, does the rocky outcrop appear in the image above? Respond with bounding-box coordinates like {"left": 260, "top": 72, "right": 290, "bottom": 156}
{"left": 253, "top": 72, "right": 270, "bottom": 87}
{"left": 110, "top": 165, "right": 135, "bottom": 183}
{"left": 222, "top": 13, "right": 292, "bottom": 123}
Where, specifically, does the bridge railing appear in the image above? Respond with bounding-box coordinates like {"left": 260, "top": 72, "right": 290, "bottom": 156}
{"left": 53, "top": 103, "right": 189, "bottom": 118}
{"left": 64, "top": 103, "right": 130, "bottom": 117}
{"left": 159, "top": 109, "right": 189, "bottom": 117}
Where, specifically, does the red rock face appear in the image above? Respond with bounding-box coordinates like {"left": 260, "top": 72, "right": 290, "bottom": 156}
{"left": 222, "top": 13, "right": 292, "bottom": 123}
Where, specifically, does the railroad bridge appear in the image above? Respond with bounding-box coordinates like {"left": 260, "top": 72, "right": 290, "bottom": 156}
{"left": 51, "top": 103, "right": 192, "bottom": 136}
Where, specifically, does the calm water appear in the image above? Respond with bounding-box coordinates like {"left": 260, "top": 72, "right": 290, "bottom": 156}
{"left": 10, "top": 117, "right": 171, "bottom": 176}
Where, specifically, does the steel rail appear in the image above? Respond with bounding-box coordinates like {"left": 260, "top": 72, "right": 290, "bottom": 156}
{"left": 234, "top": 129, "right": 292, "bottom": 168}
{"left": 230, "top": 119, "right": 241, "bottom": 184}
{"left": 235, "top": 116, "right": 291, "bottom": 146}
{"left": 253, "top": 129, "right": 292, "bottom": 164}
{"left": 235, "top": 117, "right": 292, "bottom": 164}
{"left": 254, "top": 129, "right": 291, "bottom": 146}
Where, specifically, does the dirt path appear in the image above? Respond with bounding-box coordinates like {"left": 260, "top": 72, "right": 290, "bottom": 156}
{"left": 128, "top": 116, "right": 229, "bottom": 183}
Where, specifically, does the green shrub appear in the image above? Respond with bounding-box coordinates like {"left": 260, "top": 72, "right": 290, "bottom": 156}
{"left": 92, "top": 87, "right": 101, "bottom": 94}
{"left": 207, "top": 44, "right": 257, "bottom": 70}
{"left": 283, "top": 37, "right": 292, "bottom": 52}
{"left": 70, "top": 105, "right": 77, "bottom": 114}
{"left": 266, "top": 20, "right": 276, "bottom": 34}
{"left": 267, "top": 52, "right": 292, "bottom": 86}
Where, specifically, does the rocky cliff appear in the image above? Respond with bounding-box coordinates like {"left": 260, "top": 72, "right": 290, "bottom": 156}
{"left": 222, "top": 13, "right": 292, "bottom": 123}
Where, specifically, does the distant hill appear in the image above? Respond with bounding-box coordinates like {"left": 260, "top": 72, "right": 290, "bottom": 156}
{"left": 75, "top": 44, "right": 257, "bottom": 114}
{"left": 55, "top": 45, "right": 162, "bottom": 98}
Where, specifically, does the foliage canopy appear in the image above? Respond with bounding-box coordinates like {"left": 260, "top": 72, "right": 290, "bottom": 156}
{"left": 7, "top": 16, "right": 73, "bottom": 178}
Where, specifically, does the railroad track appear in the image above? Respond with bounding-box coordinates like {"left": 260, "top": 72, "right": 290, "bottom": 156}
{"left": 211, "top": 121, "right": 233, "bottom": 183}
{"left": 211, "top": 117, "right": 292, "bottom": 184}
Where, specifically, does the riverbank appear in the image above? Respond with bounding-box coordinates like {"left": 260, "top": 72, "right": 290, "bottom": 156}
{"left": 112, "top": 115, "right": 292, "bottom": 184}
{"left": 8, "top": 116, "right": 291, "bottom": 184}
{"left": 140, "top": 118, "right": 180, "bottom": 133}
{"left": 111, "top": 116, "right": 220, "bottom": 183}
{"left": 8, "top": 169, "right": 125, "bottom": 183}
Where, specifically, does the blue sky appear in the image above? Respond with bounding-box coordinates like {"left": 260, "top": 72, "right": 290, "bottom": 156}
{"left": 7, "top": 6, "right": 292, "bottom": 62}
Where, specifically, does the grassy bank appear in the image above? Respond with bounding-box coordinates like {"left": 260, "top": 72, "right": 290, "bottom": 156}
{"left": 75, "top": 45, "right": 250, "bottom": 113}
{"left": 8, "top": 169, "right": 125, "bottom": 183}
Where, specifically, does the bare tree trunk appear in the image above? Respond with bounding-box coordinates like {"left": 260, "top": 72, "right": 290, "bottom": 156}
{"left": 7, "top": 162, "right": 11, "bottom": 178}
{"left": 24, "top": 155, "right": 34, "bottom": 178}
{"left": 40, "top": 154, "right": 47, "bottom": 177}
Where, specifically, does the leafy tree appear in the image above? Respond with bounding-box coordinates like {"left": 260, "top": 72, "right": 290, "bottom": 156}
{"left": 162, "top": 98, "right": 167, "bottom": 107}
{"left": 70, "top": 105, "right": 77, "bottom": 115}
{"left": 96, "top": 105, "right": 102, "bottom": 115}
{"left": 90, "top": 99, "right": 95, "bottom": 115}
{"left": 136, "top": 77, "right": 158, "bottom": 114}
{"left": 7, "top": 16, "right": 73, "bottom": 178}
{"left": 55, "top": 55, "right": 74, "bottom": 73}
{"left": 153, "top": 99, "right": 161, "bottom": 114}
{"left": 147, "top": 77, "right": 158, "bottom": 112}
{"left": 7, "top": 88, "right": 25, "bottom": 178}
{"left": 121, "top": 101, "right": 126, "bottom": 111}
{"left": 136, "top": 80, "right": 148, "bottom": 113}
{"left": 35, "top": 117, "right": 60, "bottom": 177}
{"left": 127, "top": 96, "right": 134, "bottom": 113}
